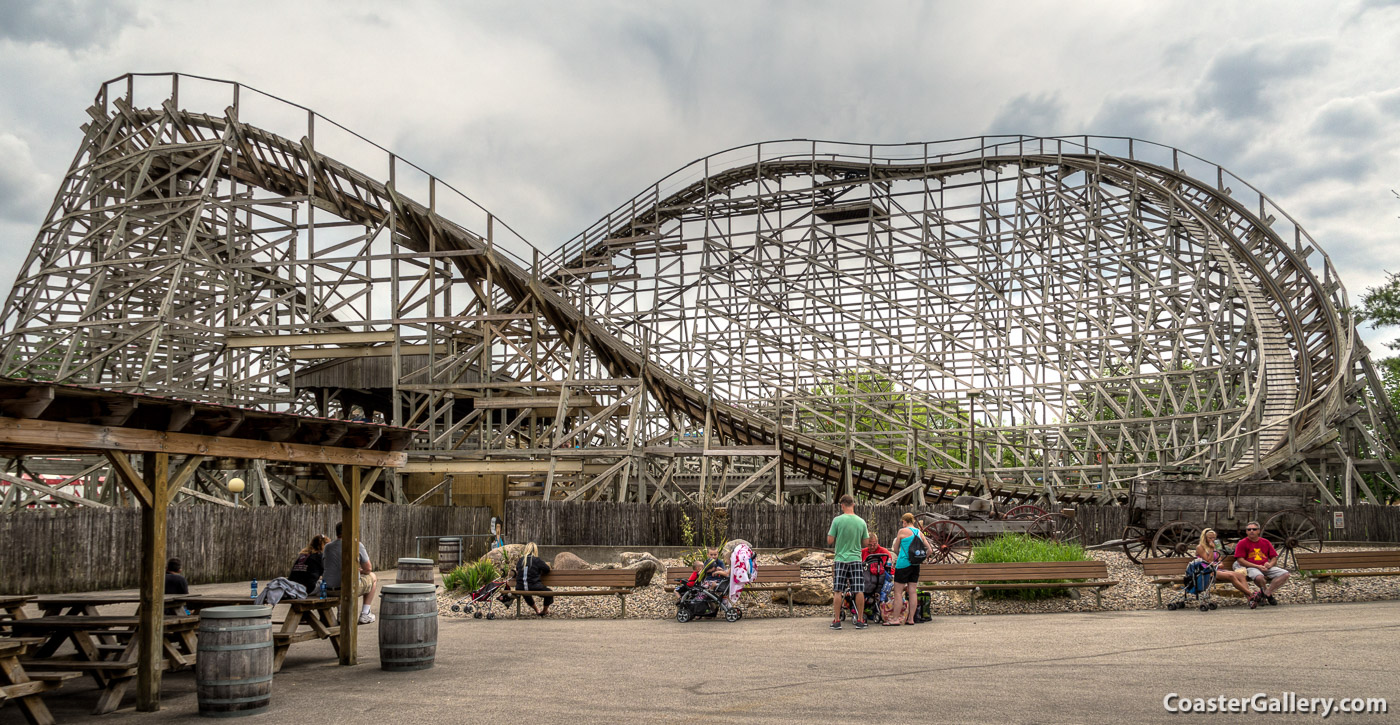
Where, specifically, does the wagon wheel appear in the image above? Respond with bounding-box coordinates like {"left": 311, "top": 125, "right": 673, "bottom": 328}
{"left": 922, "top": 520, "right": 971, "bottom": 564}
{"left": 1029, "top": 513, "right": 1084, "bottom": 545}
{"left": 1121, "top": 525, "right": 1151, "bottom": 564}
{"left": 1001, "top": 504, "right": 1046, "bottom": 521}
{"left": 1150, "top": 521, "right": 1203, "bottom": 558}
{"left": 1261, "top": 509, "right": 1324, "bottom": 571}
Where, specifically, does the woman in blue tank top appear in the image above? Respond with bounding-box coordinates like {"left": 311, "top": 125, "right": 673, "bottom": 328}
{"left": 889, "top": 512, "right": 929, "bottom": 625}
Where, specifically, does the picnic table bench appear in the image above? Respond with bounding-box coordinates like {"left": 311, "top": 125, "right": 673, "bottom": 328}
{"left": 664, "top": 565, "right": 805, "bottom": 616}
{"left": 0, "top": 638, "right": 80, "bottom": 725}
{"left": 11, "top": 614, "right": 197, "bottom": 715}
{"left": 1142, "top": 557, "right": 1245, "bottom": 606}
{"left": 33, "top": 594, "right": 186, "bottom": 618}
{"left": 183, "top": 595, "right": 341, "bottom": 671}
{"left": 1296, "top": 550, "right": 1400, "bottom": 602}
{"left": 0, "top": 596, "right": 33, "bottom": 635}
{"left": 502, "top": 570, "right": 638, "bottom": 618}
{"left": 918, "top": 561, "right": 1119, "bottom": 614}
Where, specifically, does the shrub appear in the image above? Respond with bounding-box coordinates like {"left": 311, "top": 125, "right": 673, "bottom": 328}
{"left": 970, "top": 533, "right": 1090, "bottom": 600}
{"left": 444, "top": 557, "right": 500, "bottom": 593}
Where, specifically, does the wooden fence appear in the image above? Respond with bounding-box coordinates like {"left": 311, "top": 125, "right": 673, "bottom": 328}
{"left": 0, "top": 504, "right": 492, "bottom": 595}
{"left": 506, "top": 501, "right": 1400, "bottom": 549}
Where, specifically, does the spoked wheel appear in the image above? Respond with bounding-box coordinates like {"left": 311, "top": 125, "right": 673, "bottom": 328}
{"left": 725, "top": 607, "right": 742, "bottom": 623}
{"left": 1121, "top": 525, "right": 1151, "bottom": 564}
{"left": 1001, "top": 504, "right": 1046, "bottom": 521}
{"left": 1150, "top": 521, "right": 1203, "bottom": 558}
{"left": 1030, "top": 513, "right": 1084, "bottom": 545}
{"left": 1262, "top": 509, "right": 1324, "bottom": 571}
{"left": 922, "top": 520, "right": 972, "bottom": 564}
{"left": 676, "top": 607, "right": 693, "bottom": 623}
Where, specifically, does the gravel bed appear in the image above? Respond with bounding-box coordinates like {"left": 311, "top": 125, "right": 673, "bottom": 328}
{"left": 437, "top": 545, "right": 1400, "bottom": 621}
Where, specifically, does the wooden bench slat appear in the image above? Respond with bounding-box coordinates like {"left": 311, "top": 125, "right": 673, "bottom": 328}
{"left": 915, "top": 561, "right": 1115, "bottom": 613}
{"left": 26, "top": 671, "right": 82, "bottom": 682}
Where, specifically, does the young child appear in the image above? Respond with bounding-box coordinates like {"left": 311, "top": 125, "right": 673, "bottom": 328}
{"left": 700, "top": 547, "right": 729, "bottom": 589}
{"left": 675, "top": 560, "right": 704, "bottom": 598}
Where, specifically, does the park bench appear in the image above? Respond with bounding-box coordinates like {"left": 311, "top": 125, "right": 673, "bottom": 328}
{"left": 1296, "top": 550, "right": 1400, "bottom": 602}
{"left": 502, "top": 570, "right": 638, "bottom": 618}
{"left": 664, "top": 565, "right": 805, "bottom": 617}
{"left": 0, "top": 596, "right": 33, "bottom": 635}
{"left": 918, "top": 561, "right": 1118, "bottom": 614}
{"left": 1142, "top": 557, "right": 1244, "bottom": 606}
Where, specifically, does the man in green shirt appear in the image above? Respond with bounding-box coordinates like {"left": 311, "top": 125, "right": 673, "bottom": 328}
{"left": 827, "top": 493, "right": 870, "bottom": 630}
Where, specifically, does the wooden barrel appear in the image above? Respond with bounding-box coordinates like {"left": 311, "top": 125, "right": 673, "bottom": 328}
{"left": 437, "top": 538, "right": 462, "bottom": 573}
{"left": 378, "top": 583, "right": 438, "bottom": 672}
{"left": 197, "top": 605, "right": 273, "bottom": 717}
{"left": 397, "top": 557, "right": 435, "bottom": 584}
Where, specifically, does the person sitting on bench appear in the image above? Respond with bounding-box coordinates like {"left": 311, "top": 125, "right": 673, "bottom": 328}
{"left": 1195, "top": 528, "right": 1251, "bottom": 597}
{"left": 1233, "top": 521, "right": 1290, "bottom": 608}
{"left": 514, "top": 543, "right": 554, "bottom": 617}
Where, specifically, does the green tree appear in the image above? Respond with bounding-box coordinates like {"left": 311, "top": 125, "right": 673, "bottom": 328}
{"left": 1358, "top": 269, "right": 1400, "bottom": 412}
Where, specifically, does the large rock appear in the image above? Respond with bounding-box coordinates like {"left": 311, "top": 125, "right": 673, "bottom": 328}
{"left": 483, "top": 544, "right": 525, "bottom": 572}
{"left": 721, "top": 539, "right": 754, "bottom": 561}
{"left": 626, "top": 559, "right": 658, "bottom": 587}
{"left": 771, "top": 580, "right": 833, "bottom": 606}
{"left": 799, "top": 552, "right": 833, "bottom": 568}
{"left": 619, "top": 551, "right": 666, "bottom": 571}
{"left": 776, "top": 548, "right": 812, "bottom": 564}
{"left": 553, "top": 551, "right": 589, "bottom": 570}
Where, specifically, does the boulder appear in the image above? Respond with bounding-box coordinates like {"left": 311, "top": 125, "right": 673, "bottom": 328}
{"left": 483, "top": 543, "right": 525, "bottom": 572}
{"left": 771, "top": 580, "right": 832, "bottom": 606}
{"left": 776, "top": 548, "right": 811, "bottom": 564}
{"left": 721, "top": 539, "right": 754, "bottom": 561}
{"left": 619, "top": 551, "right": 666, "bottom": 572}
{"left": 799, "top": 552, "right": 833, "bottom": 568}
{"left": 553, "top": 551, "right": 589, "bottom": 570}
{"left": 626, "top": 559, "right": 658, "bottom": 587}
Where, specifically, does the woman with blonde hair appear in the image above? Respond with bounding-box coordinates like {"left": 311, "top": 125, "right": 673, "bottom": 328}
{"left": 513, "top": 542, "right": 554, "bottom": 616}
{"left": 889, "top": 512, "right": 931, "bottom": 625}
{"left": 1195, "top": 528, "right": 1250, "bottom": 596}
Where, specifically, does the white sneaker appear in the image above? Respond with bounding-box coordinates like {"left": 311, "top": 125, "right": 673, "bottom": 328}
{"left": 358, "top": 612, "right": 376, "bottom": 624}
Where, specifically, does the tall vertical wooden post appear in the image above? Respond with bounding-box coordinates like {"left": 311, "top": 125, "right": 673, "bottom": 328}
{"left": 339, "top": 465, "right": 362, "bottom": 666}
{"left": 137, "top": 452, "right": 169, "bottom": 711}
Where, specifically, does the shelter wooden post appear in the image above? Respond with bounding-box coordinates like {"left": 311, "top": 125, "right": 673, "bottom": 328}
{"left": 105, "top": 451, "right": 172, "bottom": 712}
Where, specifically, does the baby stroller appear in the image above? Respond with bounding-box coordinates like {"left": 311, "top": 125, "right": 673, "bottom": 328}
{"left": 450, "top": 577, "right": 509, "bottom": 619}
{"left": 676, "top": 575, "right": 744, "bottom": 623}
{"left": 1166, "top": 559, "right": 1219, "bottom": 612}
{"left": 841, "top": 550, "right": 894, "bottom": 624}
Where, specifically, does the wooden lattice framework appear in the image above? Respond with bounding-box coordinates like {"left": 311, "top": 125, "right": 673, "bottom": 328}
{"left": 2, "top": 73, "right": 1398, "bottom": 509}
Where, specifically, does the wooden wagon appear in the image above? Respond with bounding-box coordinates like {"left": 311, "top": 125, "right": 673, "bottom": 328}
{"left": 1116, "top": 479, "right": 1322, "bottom": 569}
{"left": 914, "top": 496, "right": 1083, "bottom": 564}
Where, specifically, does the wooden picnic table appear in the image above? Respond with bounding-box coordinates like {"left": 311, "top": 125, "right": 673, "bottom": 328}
{"left": 33, "top": 594, "right": 186, "bottom": 618}
{"left": 0, "top": 638, "right": 81, "bottom": 725}
{"left": 183, "top": 595, "right": 341, "bottom": 671}
{"left": 0, "top": 596, "right": 34, "bottom": 635}
{"left": 10, "top": 614, "right": 198, "bottom": 715}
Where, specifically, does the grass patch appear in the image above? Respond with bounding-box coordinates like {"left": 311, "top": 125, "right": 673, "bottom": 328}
{"left": 970, "top": 533, "right": 1090, "bottom": 600}
{"left": 444, "top": 558, "right": 500, "bottom": 593}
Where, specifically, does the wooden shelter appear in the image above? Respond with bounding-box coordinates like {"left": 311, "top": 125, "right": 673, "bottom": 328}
{"left": 0, "top": 378, "right": 411, "bottom": 711}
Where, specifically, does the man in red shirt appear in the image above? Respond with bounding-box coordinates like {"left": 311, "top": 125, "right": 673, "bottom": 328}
{"left": 1232, "top": 521, "right": 1290, "bottom": 608}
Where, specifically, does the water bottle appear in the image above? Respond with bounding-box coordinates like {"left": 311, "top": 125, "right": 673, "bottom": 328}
{"left": 250, "top": 579, "right": 258, "bottom": 600}
{"left": 320, "top": 580, "right": 326, "bottom": 600}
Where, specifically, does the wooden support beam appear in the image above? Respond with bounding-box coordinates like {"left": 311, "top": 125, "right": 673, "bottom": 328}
{"left": 0, "top": 472, "right": 110, "bottom": 509}
{"left": 0, "top": 417, "right": 407, "bottom": 468}
{"left": 224, "top": 331, "right": 396, "bottom": 347}
{"left": 401, "top": 459, "right": 582, "bottom": 474}
{"left": 104, "top": 451, "right": 153, "bottom": 507}
{"left": 137, "top": 452, "right": 169, "bottom": 711}
{"left": 339, "top": 465, "right": 362, "bottom": 667}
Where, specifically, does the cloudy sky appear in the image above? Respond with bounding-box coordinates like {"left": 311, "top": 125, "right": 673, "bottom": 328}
{"left": 1, "top": 0, "right": 1398, "bottom": 347}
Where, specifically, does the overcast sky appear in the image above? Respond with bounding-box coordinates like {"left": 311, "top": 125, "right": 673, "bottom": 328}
{"left": 1, "top": 0, "right": 1398, "bottom": 348}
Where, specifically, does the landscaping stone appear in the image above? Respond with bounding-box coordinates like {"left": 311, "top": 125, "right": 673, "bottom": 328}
{"left": 554, "top": 551, "right": 589, "bottom": 570}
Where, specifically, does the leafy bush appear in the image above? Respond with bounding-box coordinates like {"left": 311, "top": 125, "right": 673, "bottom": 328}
{"left": 444, "top": 558, "right": 500, "bottom": 593}
{"left": 971, "top": 533, "right": 1090, "bottom": 600}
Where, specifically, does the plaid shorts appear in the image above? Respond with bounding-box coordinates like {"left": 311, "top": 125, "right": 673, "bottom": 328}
{"left": 832, "top": 561, "right": 865, "bottom": 593}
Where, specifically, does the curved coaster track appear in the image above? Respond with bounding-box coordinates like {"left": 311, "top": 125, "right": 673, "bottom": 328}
{"left": 2, "top": 74, "right": 1398, "bottom": 508}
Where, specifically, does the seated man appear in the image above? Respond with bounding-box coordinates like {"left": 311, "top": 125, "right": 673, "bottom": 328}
{"left": 323, "top": 521, "right": 378, "bottom": 624}
{"left": 1233, "top": 521, "right": 1290, "bottom": 608}
{"left": 165, "top": 557, "right": 189, "bottom": 595}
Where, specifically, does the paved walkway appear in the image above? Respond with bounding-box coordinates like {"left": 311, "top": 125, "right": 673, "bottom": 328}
{"left": 22, "top": 586, "right": 1399, "bottom": 724}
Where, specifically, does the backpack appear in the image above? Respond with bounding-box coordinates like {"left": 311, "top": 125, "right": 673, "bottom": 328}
{"left": 905, "top": 530, "right": 930, "bottom": 565}
{"left": 913, "top": 591, "right": 933, "bottom": 623}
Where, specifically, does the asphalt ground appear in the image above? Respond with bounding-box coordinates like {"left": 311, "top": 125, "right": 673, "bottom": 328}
{"left": 9, "top": 577, "right": 1398, "bottom": 725}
